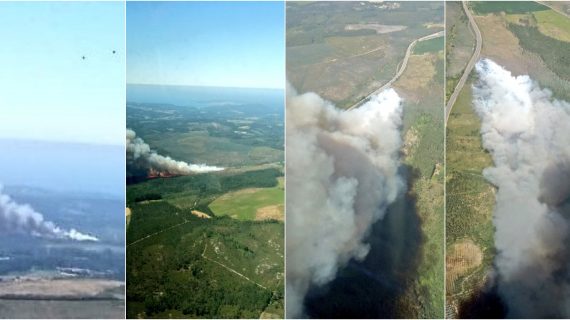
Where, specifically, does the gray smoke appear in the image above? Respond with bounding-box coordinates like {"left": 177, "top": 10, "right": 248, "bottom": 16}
{"left": 286, "top": 85, "right": 404, "bottom": 318}
{"left": 473, "top": 58, "right": 570, "bottom": 318}
{"left": 0, "top": 185, "right": 98, "bottom": 241}
{"left": 126, "top": 129, "right": 223, "bottom": 176}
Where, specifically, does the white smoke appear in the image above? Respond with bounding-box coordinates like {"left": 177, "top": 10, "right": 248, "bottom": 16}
{"left": 286, "top": 85, "right": 404, "bottom": 318}
{"left": 0, "top": 186, "right": 99, "bottom": 242}
{"left": 473, "top": 58, "right": 570, "bottom": 318}
{"left": 126, "top": 129, "right": 224, "bottom": 176}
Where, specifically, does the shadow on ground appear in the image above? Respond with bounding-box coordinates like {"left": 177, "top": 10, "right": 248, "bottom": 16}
{"left": 304, "top": 165, "right": 424, "bottom": 318}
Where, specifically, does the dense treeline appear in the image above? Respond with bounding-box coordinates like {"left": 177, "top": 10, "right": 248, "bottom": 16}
{"left": 509, "top": 24, "right": 570, "bottom": 82}
{"left": 127, "top": 168, "right": 282, "bottom": 206}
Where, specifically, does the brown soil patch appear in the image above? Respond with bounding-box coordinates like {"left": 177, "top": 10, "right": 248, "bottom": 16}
{"left": 345, "top": 23, "right": 407, "bottom": 34}
{"left": 446, "top": 239, "right": 483, "bottom": 292}
{"left": 432, "top": 162, "right": 442, "bottom": 178}
{"left": 475, "top": 15, "right": 527, "bottom": 75}
{"left": 255, "top": 205, "right": 284, "bottom": 221}
{"left": 0, "top": 279, "right": 123, "bottom": 298}
{"left": 402, "top": 127, "right": 419, "bottom": 157}
{"left": 394, "top": 54, "right": 436, "bottom": 92}
{"left": 260, "top": 311, "right": 281, "bottom": 319}
{"left": 214, "top": 188, "right": 259, "bottom": 201}
{"left": 191, "top": 210, "right": 211, "bottom": 219}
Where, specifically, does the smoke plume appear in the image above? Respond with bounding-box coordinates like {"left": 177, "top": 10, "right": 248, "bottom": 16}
{"left": 286, "top": 85, "right": 404, "bottom": 318}
{"left": 126, "top": 129, "right": 223, "bottom": 177}
{"left": 0, "top": 186, "right": 98, "bottom": 241}
{"left": 473, "top": 58, "right": 570, "bottom": 318}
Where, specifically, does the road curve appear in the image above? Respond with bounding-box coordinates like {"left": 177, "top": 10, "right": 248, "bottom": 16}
{"left": 347, "top": 30, "right": 444, "bottom": 111}
{"left": 445, "top": 1, "right": 482, "bottom": 123}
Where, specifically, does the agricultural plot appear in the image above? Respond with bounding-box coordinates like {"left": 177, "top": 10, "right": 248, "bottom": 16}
{"left": 209, "top": 178, "right": 284, "bottom": 221}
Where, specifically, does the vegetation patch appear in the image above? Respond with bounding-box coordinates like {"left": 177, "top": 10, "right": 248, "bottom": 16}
{"left": 534, "top": 9, "right": 570, "bottom": 42}
{"left": 413, "top": 36, "right": 444, "bottom": 55}
{"left": 209, "top": 186, "right": 284, "bottom": 221}
{"left": 446, "top": 79, "right": 496, "bottom": 315}
{"left": 472, "top": 1, "right": 547, "bottom": 15}
{"left": 508, "top": 23, "right": 570, "bottom": 81}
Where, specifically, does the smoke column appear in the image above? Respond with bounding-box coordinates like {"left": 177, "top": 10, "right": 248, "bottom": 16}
{"left": 286, "top": 85, "right": 404, "bottom": 318}
{"left": 0, "top": 186, "right": 98, "bottom": 241}
{"left": 473, "top": 58, "right": 570, "bottom": 318}
{"left": 126, "top": 129, "right": 224, "bottom": 176}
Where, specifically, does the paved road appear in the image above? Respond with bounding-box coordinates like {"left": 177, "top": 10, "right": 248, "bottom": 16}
{"left": 445, "top": 1, "right": 482, "bottom": 123}
{"left": 347, "top": 31, "right": 444, "bottom": 111}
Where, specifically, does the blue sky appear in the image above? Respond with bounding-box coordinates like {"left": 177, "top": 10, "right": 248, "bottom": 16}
{"left": 0, "top": 2, "right": 125, "bottom": 146}
{"left": 127, "top": 1, "right": 284, "bottom": 89}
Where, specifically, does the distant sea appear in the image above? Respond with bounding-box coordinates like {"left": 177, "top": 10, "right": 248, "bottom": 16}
{"left": 0, "top": 139, "right": 124, "bottom": 197}
{"left": 127, "top": 83, "right": 283, "bottom": 108}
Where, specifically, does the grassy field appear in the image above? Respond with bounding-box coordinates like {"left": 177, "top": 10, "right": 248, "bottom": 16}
{"left": 534, "top": 9, "right": 570, "bottom": 42}
{"left": 472, "top": 1, "right": 547, "bottom": 15}
{"left": 209, "top": 177, "right": 284, "bottom": 220}
{"left": 413, "top": 36, "right": 444, "bottom": 55}
{"left": 0, "top": 300, "right": 124, "bottom": 319}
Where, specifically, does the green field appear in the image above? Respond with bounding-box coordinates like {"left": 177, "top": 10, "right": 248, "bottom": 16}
{"left": 472, "top": 1, "right": 547, "bottom": 15}
{"left": 209, "top": 178, "right": 284, "bottom": 220}
{"left": 534, "top": 9, "right": 570, "bottom": 42}
{"left": 413, "top": 36, "right": 444, "bottom": 55}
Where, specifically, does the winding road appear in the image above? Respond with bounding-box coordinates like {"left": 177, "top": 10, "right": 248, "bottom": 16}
{"left": 445, "top": 1, "right": 482, "bottom": 123}
{"left": 347, "top": 30, "right": 444, "bottom": 111}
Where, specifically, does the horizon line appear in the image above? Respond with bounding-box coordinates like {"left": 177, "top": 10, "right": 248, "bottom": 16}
{"left": 0, "top": 137, "right": 124, "bottom": 148}
{"left": 126, "top": 82, "right": 284, "bottom": 91}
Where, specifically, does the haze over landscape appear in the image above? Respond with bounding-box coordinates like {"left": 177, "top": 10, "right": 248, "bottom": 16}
{"left": 0, "top": 2, "right": 125, "bottom": 318}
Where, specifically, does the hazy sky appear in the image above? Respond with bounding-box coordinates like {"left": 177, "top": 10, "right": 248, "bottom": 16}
{"left": 127, "top": 1, "right": 285, "bottom": 89}
{"left": 0, "top": 2, "right": 125, "bottom": 146}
